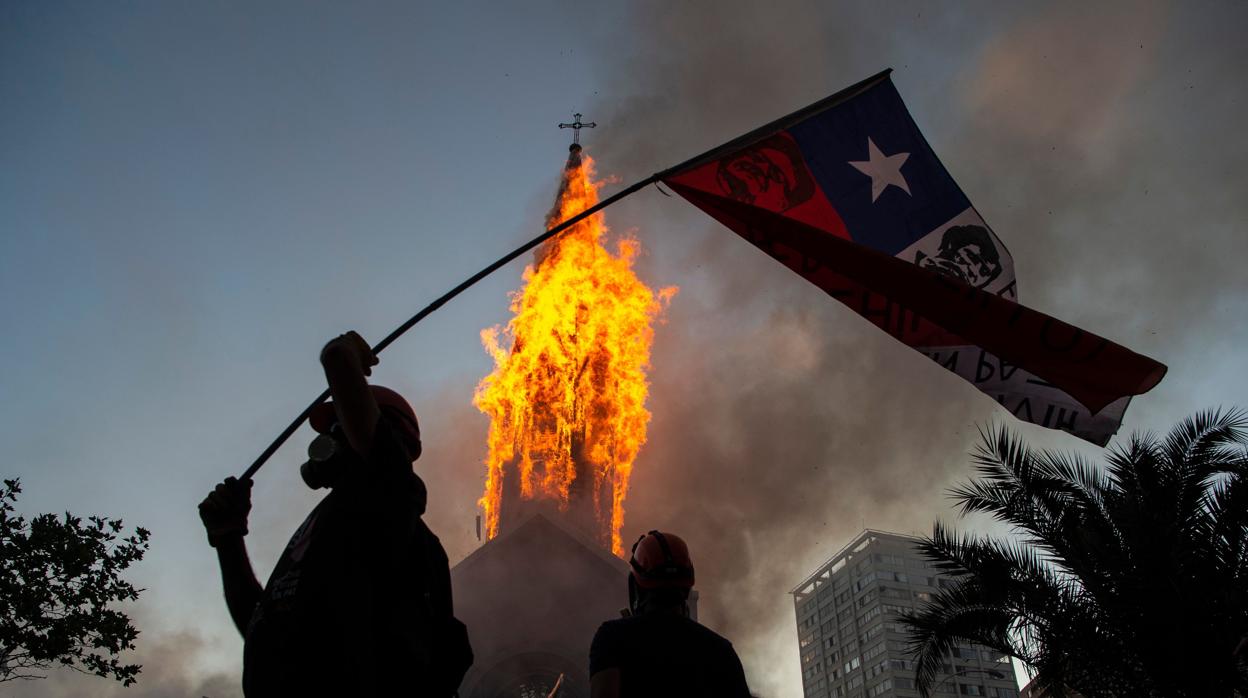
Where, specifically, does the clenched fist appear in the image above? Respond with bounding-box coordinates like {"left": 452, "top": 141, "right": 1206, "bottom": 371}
{"left": 198, "top": 476, "right": 252, "bottom": 547}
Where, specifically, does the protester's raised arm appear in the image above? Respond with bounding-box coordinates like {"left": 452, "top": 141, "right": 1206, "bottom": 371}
{"left": 319, "top": 331, "right": 381, "bottom": 455}
{"left": 214, "top": 537, "right": 262, "bottom": 635}
{"left": 199, "top": 477, "right": 262, "bottom": 636}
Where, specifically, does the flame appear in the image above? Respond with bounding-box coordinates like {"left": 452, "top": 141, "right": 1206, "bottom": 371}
{"left": 474, "top": 151, "right": 675, "bottom": 555}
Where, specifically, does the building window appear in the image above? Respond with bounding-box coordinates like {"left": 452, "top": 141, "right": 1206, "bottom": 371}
{"left": 861, "top": 623, "right": 883, "bottom": 642}
{"left": 881, "top": 603, "right": 909, "bottom": 618}
{"left": 950, "top": 644, "right": 987, "bottom": 660}
{"left": 868, "top": 679, "right": 893, "bottom": 696}
{"left": 980, "top": 649, "right": 1009, "bottom": 663}
{"left": 888, "top": 658, "right": 915, "bottom": 671}
{"left": 959, "top": 685, "right": 984, "bottom": 696}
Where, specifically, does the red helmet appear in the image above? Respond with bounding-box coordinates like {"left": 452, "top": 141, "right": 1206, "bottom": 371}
{"left": 309, "top": 385, "right": 421, "bottom": 455}
{"left": 629, "top": 531, "right": 695, "bottom": 590}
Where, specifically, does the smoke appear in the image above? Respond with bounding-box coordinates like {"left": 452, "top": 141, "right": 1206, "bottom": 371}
{"left": 961, "top": 2, "right": 1166, "bottom": 167}
{"left": 946, "top": 0, "right": 1248, "bottom": 340}
{"left": 5, "top": 626, "right": 240, "bottom": 698}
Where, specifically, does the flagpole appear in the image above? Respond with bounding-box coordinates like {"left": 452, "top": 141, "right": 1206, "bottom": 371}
{"left": 238, "top": 174, "right": 658, "bottom": 481}
{"left": 239, "top": 67, "right": 896, "bottom": 481}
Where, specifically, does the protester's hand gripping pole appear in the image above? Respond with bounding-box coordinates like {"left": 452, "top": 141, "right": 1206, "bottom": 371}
{"left": 238, "top": 175, "right": 658, "bottom": 481}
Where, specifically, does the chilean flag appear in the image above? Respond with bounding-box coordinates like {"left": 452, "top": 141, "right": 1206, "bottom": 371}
{"left": 660, "top": 70, "right": 1165, "bottom": 445}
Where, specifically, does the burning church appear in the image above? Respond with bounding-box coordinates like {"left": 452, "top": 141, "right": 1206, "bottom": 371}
{"left": 451, "top": 143, "right": 678, "bottom": 697}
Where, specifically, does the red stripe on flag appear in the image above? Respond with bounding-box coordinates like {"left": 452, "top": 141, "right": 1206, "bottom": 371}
{"left": 666, "top": 183, "right": 1166, "bottom": 414}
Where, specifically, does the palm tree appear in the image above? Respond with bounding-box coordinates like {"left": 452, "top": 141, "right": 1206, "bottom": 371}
{"left": 902, "top": 409, "right": 1248, "bottom": 698}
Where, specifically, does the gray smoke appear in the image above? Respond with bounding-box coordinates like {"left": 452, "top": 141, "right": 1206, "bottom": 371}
{"left": 5, "top": 625, "right": 240, "bottom": 698}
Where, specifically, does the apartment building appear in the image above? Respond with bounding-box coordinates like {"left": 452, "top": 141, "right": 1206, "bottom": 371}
{"left": 792, "top": 530, "right": 1019, "bottom": 698}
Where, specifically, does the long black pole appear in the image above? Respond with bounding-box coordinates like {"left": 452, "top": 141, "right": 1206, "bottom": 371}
{"left": 238, "top": 68, "right": 894, "bottom": 481}
{"left": 238, "top": 173, "right": 658, "bottom": 481}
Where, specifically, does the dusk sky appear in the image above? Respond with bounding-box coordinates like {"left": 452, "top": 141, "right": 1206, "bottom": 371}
{"left": 3, "top": 2, "right": 1246, "bottom": 696}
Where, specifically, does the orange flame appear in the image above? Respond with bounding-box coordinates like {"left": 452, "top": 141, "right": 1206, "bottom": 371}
{"left": 474, "top": 152, "right": 675, "bottom": 556}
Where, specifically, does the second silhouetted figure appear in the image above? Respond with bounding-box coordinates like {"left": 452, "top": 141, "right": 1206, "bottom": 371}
{"left": 589, "top": 530, "right": 752, "bottom": 698}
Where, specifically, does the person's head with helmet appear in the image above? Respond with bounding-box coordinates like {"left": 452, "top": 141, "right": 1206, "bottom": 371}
{"left": 302, "top": 383, "right": 422, "bottom": 490}
{"left": 593, "top": 530, "right": 753, "bottom": 697}
{"left": 293, "top": 331, "right": 425, "bottom": 491}
{"left": 628, "top": 530, "right": 695, "bottom": 617}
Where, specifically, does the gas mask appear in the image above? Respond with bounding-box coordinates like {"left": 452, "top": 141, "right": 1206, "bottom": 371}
{"left": 300, "top": 424, "right": 359, "bottom": 490}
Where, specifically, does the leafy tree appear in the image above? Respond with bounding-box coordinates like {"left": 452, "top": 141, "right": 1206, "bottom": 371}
{"left": 902, "top": 410, "right": 1248, "bottom": 698}
{"left": 0, "top": 478, "right": 150, "bottom": 685}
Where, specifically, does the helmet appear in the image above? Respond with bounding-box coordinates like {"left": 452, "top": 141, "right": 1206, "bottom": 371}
{"left": 308, "top": 385, "right": 421, "bottom": 457}
{"left": 629, "top": 531, "right": 695, "bottom": 590}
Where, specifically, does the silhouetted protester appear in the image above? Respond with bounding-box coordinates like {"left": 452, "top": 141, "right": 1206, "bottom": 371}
{"left": 589, "top": 531, "right": 752, "bottom": 698}
{"left": 199, "top": 331, "right": 472, "bottom": 696}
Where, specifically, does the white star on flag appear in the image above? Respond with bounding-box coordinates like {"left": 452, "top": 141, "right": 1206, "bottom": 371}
{"left": 849, "top": 137, "right": 911, "bottom": 202}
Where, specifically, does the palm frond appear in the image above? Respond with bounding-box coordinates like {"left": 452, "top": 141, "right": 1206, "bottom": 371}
{"left": 1104, "top": 431, "right": 1159, "bottom": 497}
{"left": 1161, "top": 407, "right": 1247, "bottom": 475}
{"left": 957, "top": 425, "right": 1068, "bottom": 539}
{"left": 901, "top": 578, "right": 1015, "bottom": 696}
{"left": 905, "top": 524, "right": 1078, "bottom": 695}
{"left": 1202, "top": 455, "right": 1248, "bottom": 582}
{"left": 1030, "top": 449, "right": 1127, "bottom": 580}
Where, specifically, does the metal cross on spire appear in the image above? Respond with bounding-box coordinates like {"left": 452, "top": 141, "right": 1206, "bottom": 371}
{"left": 558, "top": 112, "right": 596, "bottom": 150}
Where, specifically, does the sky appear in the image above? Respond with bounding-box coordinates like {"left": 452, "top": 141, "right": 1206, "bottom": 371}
{"left": 2, "top": 1, "right": 1247, "bottom": 696}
